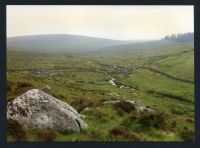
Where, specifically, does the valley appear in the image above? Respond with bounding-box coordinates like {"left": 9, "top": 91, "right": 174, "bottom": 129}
{"left": 7, "top": 34, "right": 194, "bottom": 141}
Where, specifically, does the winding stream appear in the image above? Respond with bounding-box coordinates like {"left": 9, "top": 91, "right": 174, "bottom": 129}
{"left": 108, "top": 75, "right": 130, "bottom": 89}
{"left": 108, "top": 75, "right": 117, "bottom": 86}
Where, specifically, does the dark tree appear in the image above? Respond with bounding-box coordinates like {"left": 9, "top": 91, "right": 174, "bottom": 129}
{"left": 162, "top": 32, "right": 194, "bottom": 42}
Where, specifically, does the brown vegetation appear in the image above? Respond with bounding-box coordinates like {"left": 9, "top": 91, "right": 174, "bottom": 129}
{"left": 7, "top": 119, "right": 27, "bottom": 141}
{"left": 10, "top": 81, "right": 34, "bottom": 96}
{"left": 109, "top": 126, "right": 143, "bottom": 141}
{"left": 179, "top": 127, "right": 194, "bottom": 141}
{"left": 36, "top": 130, "right": 57, "bottom": 141}
{"left": 113, "top": 101, "right": 137, "bottom": 116}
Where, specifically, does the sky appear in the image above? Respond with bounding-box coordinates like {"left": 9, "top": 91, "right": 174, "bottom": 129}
{"left": 7, "top": 5, "right": 193, "bottom": 40}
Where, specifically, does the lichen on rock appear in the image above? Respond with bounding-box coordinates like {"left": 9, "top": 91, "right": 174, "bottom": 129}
{"left": 7, "top": 89, "right": 88, "bottom": 132}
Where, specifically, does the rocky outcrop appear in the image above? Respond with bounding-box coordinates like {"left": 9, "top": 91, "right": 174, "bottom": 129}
{"left": 7, "top": 89, "right": 88, "bottom": 132}
{"left": 103, "top": 100, "right": 154, "bottom": 113}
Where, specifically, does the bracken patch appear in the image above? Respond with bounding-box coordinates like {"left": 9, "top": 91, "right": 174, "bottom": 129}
{"left": 36, "top": 130, "right": 57, "bottom": 141}
{"left": 7, "top": 119, "right": 27, "bottom": 141}
{"left": 109, "top": 126, "right": 144, "bottom": 141}
{"left": 113, "top": 101, "right": 137, "bottom": 116}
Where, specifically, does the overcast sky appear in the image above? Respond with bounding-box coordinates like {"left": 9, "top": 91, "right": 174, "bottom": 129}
{"left": 7, "top": 5, "right": 193, "bottom": 40}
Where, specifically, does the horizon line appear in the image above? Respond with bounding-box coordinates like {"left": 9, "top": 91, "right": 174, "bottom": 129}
{"left": 6, "top": 33, "right": 163, "bottom": 41}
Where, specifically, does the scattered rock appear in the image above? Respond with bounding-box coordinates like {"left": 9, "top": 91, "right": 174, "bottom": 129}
{"left": 103, "top": 100, "right": 121, "bottom": 105}
{"left": 125, "top": 100, "right": 138, "bottom": 106}
{"left": 42, "top": 85, "right": 51, "bottom": 93}
{"left": 82, "top": 107, "right": 90, "bottom": 112}
{"left": 7, "top": 89, "right": 88, "bottom": 132}
{"left": 104, "top": 100, "right": 138, "bottom": 106}
{"left": 108, "top": 92, "right": 120, "bottom": 97}
{"left": 119, "top": 85, "right": 130, "bottom": 89}
{"left": 138, "top": 106, "right": 155, "bottom": 113}
{"left": 103, "top": 99, "right": 154, "bottom": 113}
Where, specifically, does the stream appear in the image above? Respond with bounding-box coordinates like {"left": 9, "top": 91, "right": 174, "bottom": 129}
{"left": 108, "top": 75, "right": 130, "bottom": 89}
{"left": 108, "top": 75, "right": 117, "bottom": 86}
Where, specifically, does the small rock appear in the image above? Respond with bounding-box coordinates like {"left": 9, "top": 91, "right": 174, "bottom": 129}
{"left": 138, "top": 106, "right": 155, "bottom": 113}
{"left": 82, "top": 107, "right": 90, "bottom": 112}
{"left": 103, "top": 100, "right": 121, "bottom": 105}
{"left": 108, "top": 92, "right": 120, "bottom": 97}
{"left": 41, "top": 85, "right": 51, "bottom": 93}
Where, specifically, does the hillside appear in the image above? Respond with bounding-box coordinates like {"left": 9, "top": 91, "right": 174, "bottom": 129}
{"left": 7, "top": 34, "right": 194, "bottom": 142}
{"left": 7, "top": 34, "right": 136, "bottom": 53}
{"left": 89, "top": 40, "right": 194, "bottom": 56}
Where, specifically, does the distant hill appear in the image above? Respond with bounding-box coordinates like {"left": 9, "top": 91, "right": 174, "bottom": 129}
{"left": 88, "top": 40, "right": 194, "bottom": 56}
{"left": 7, "top": 34, "right": 137, "bottom": 53}
{"left": 7, "top": 34, "right": 193, "bottom": 55}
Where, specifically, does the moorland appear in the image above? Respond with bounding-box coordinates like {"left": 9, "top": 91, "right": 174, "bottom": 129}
{"left": 7, "top": 33, "right": 194, "bottom": 141}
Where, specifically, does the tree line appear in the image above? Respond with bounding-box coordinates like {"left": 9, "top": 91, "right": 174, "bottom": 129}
{"left": 161, "top": 32, "right": 194, "bottom": 42}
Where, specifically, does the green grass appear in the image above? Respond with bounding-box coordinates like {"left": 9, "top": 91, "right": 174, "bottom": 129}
{"left": 7, "top": 40, "right": 194, "bottom": 141}
{"left": 116, "top": 69, "right": 194, "bottom": 103}
{"left": 150, "top": 51, "right": 194, "bottom": 80}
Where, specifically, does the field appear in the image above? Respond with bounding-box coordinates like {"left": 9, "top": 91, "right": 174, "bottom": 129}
{"left": 7, "top": 35, "right": 194, "bottom": 141}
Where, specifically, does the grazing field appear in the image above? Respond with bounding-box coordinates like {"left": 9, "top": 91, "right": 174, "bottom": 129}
{"left": 7, "top": 35, "right": 194, "bottom": 141}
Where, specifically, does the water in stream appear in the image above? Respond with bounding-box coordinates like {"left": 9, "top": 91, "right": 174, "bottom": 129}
{"left": 108, "top": 75, "right": 130, "bottom": 89}
{"left": 108, "top": 75, "right": 117, "bottom": 86}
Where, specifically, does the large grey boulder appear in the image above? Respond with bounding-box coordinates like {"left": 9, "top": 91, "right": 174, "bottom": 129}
{"left": 7, "top": 89, "right": 88, "bottom": 132}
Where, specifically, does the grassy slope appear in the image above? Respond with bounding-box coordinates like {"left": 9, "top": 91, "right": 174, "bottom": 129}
{"left": 88, "top": 40, "right": 193, "bottom": 56}
{"left": 150, "top": 51, "right": 194, "bottom": 80}
{"left": 7, "top": 40, "right": 194, "bottom": 141}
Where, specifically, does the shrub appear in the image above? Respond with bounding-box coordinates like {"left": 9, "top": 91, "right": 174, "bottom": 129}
{"left": 140, "top": 112, "right": 167, "bottom": 129}
{"left": 16, "top": 82, "right": 33, "bottom": 88}
{"left": 7, "top": 119, "right": 27, "bottom": 141}
{"left": 109, "top": 126, "right": 143, "bottom": 141}
{"left": 169, "top": 120, "right": 177, "bottom": 131}
{"left": 113, "top": 101, "right": 137, "bottom": 116}
{"left": 36, "top": 130, "right": 57, "bottom": 141}
{"left": 122, "top": 111, "right": 167, "bottom": 130}
{"left": 179, "top": 127, "right": 194, "bottom": 141}
{"left": 12, "top": 82, "right": 34, "bottom": 96}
